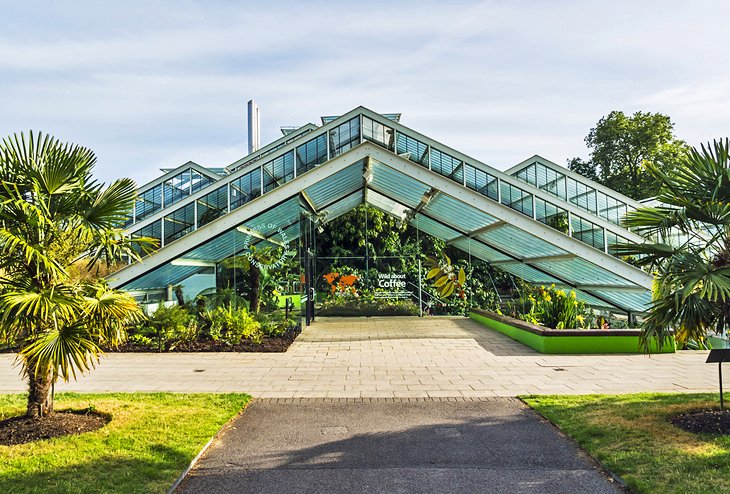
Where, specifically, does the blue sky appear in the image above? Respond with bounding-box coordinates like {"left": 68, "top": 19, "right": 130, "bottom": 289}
{"left": 1, "top": 0, "right": 729, "bottom": 186}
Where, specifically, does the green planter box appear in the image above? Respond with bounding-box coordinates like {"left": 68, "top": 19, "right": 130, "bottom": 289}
{"left": 470, "top": 308, "right": 675, "bottom": 354}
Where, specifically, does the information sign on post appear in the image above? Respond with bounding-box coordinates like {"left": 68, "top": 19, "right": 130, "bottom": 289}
{"left": 706, "top": 349, "right": 730, "bottom": 410}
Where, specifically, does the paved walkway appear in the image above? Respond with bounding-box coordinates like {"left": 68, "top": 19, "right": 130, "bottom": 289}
{"left": 0, "top": 316, "right": 717, "bottom": 398}
{"left": 176, "top": 399, "right": 623, "bottom": 494}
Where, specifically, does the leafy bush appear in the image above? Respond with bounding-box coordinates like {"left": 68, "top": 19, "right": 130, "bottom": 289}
{"left": 135, "top": 303, "right": 197, "bottom": 351}
{"left": 256, "top": 311, "right": 299, "bottom": 338}
{"left": 208, "top": 305, "right": 262, "bottom": 345}
{"left": 508, "top": 284, "right": 593, "bottom": 329}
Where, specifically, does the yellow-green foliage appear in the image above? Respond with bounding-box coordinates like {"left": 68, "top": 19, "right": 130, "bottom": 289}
{"left": 511, "top": 284, "right": 592, "bottom": 329}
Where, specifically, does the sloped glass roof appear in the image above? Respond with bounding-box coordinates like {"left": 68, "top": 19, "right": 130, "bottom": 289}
{"left": 114, "top": 108, "right": 653, "bottom": 313}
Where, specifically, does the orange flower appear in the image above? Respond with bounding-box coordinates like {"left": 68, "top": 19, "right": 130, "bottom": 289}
{"left": 339, "top": 274, "right": 359, "bottom": 287}
{"left": 323, "top": 272, "right": 339, "bottom": 285}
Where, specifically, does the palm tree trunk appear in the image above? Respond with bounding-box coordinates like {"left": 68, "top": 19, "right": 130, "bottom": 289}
{"left": 27, "top": 371, "right": 54, "bottom": 418}
{"left": 250, "top": 268, "right": 261, "bottom": 313}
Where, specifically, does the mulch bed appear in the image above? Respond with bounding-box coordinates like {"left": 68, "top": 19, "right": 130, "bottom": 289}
{"left": 0, "top": 410, "right": 109, "bottom": 446}
{"left": 670, "top": 409, "right": 730, "bottom": 435}
{"left": 2, "top": 326, "right": 302, "bottom": 354}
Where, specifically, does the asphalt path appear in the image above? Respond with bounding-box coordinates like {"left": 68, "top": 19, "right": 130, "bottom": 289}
{"left": 176, "top": 398, "right": 623, "bottom": 494}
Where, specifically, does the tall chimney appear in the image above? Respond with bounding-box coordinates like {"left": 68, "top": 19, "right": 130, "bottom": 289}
{"left": 247, "top": 99, "right": 260, "bottom": 155}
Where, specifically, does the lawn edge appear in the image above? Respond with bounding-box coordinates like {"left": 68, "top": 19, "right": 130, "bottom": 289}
{"left": 517, "top": 396, "right": 633, "bottom": 493}
{"left": 167, "top": 397, "right": 253, "bottom": 494}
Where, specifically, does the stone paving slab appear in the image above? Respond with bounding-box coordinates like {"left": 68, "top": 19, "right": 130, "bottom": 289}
{"left": 175, "top": 398, "right": 623, "bottom": 494}
{"left": 0, "top": 316, "right": 717, "bottom": 397}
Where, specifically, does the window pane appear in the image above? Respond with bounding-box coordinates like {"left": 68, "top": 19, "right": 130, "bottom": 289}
{"left": 329, "top": 117, "right": 360, "bottom": 157}
{"left": 197, "top": 185, "right": 228, "bottom": 228}
{"left": 131, "top": 219, "right": 161, "bottom": 257}
{"left": 535, "top": 197, "right": 569, "bottom": 233}
{"left": 164, "top": 203, "right": 195, "bottom": 245}
{"left": 362, "top": 116, "right": 394, "bottom": 150}
{"left": 296, "top": 134, "right": 328, "bottom": 176}
{"left": 191, "top": 169, "right": 214, "bottom": 193}
{"left": 163, "top": 169, "right": 192, "bottom": 207}
{"left": 230, "top": 168, "right": 262, "bottom": 210}
{"left": 263, "top": 151, "right": 295, "bottom": 193}
{"left": 135, "top": 184, "right": 162, "bottom": 222}
{"left": 430, "top": 148, "right": 463, "bottom": 183}
{"left": 464, "top": 164, "right": 498, "bottom": 200}
{"left": 571, "top": 215, "right": 605, "bottom": 250}
{"left": 500, "top": 182, "right": 533, "bottom": 217}
{"left": 395, "top": 132, "right": 429, "bottom": 167}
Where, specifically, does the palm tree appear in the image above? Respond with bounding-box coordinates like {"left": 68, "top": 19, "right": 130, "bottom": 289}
{"left": 616, "top": 138, "right": 730, "bottom": 350}
{"left": 0, "top": 131, "right": 150, "bottom": 418}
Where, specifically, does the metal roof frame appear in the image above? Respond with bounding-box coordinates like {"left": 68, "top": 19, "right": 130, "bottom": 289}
{"left": 507, "top": 154, "right": 645, "bottom": 210}
{"left": 113, "top": 142, "right": 652, "bottom": 313}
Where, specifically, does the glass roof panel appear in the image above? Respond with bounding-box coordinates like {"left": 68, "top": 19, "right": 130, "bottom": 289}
{"left": 423, "top": 193, "right": 498, "bottom": 233}
{"left": 571, "top": 289, "right": 617, "bottom": 308}
{"left": 477, "top": 224, "right": 567, "bottom": 259}
{"left": 449, "top": 237, "right": 512, "bottom": 263}
{"left": 322, "top": 191, "right": 363, "bottom": 223}
{"left": 530, "top": 257, "right": 631, "bottom": 286}
{"left": 369, "top": 159, "right": 430, "bottom": 208}
{"left": 366, "top": 189, "right": 410, "bottom": 221}
{"left": 586, "top": 290, "right": 651, "bottom": 312}
{"left": 411, "top": 214, "right": 462, "bottom": 243}
{"left": 304, "top": 161, "right": 364, "bottom": 210}
{"left": 498, "top": 263, "right": 561, "bottom": 284}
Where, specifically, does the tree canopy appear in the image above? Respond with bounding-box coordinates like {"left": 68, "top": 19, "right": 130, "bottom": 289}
{"left": 569, "top": 111, "right": 688, "bottom": 200}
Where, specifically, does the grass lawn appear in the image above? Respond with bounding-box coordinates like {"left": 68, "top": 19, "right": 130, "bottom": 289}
{"left": 0, "top": 393, "right": 250, "bottom": 494}
{"left": 523, "top": 393, "right": 730, "bottom": 494}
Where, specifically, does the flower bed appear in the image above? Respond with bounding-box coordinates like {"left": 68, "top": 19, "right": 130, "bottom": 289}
{"left": 318, "top": 298, "right": 419, "bottom": 317}
{"left": 470, "top": 308, "right": 675, "bottom": 354}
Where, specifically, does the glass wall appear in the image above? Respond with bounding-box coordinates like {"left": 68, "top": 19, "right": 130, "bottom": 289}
{"left": 296, "top": 133, "right": 328, "bottom": 175}
{"left": 329, "top": 117, "right": 360, "bottom": 157}
{"left": 230, "top": 168, "right": 262, "bottom": 210}
{"left": 197, "top": 185, "right": 228, "bottom": 228}
{"left": 513, "top": 161, "right": 634, "bottom": 226}
{"left": 395, "top": 132, "right": 429, "bottom": 167}
{"left": 263, "top": 151, "right": 295, "bottom": 193}
{"left": 362, "top": 116, "right": 394, "bottom": 151}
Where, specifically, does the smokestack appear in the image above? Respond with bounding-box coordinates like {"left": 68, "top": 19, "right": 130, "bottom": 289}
{"left": 247, "top": 99, "right": 260, "bottom": 155}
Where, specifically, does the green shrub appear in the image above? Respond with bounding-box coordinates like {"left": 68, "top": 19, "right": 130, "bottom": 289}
{"left": 209, "top": 305, "right": 262, "bottom": 345}
{"left": 135, "top": 303, "right": 197, "bottom": 351}
{"left": 256, "top": 311, "right": 299, "bottom": 338}
{"left": 508, "top": 284, "right": 593, "bottom": 329}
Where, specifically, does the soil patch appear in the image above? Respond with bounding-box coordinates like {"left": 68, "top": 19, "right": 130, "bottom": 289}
{"left": 0, "top": 409, "right": 109, "bottom": 446}
{"left": 2, "top": 326, "right": 302, "bottom": 354}
{"left": 670, "top": 409, "right": 730, "bottom": 435}
{"left": 109, "top": 326, "right": 302, "bottom": 353}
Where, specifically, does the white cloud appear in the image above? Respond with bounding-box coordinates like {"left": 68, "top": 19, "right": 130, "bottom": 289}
{"left": 1, "top": 0, "right": 729, "bottom": 184}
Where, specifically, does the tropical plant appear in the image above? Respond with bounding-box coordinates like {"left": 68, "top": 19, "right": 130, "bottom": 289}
{"left": 425, "top": 254, "right": 466, "bottom": 299}
{"left": 615, "top": 138, "right": 730, "bottom": 350}
{"left": 0, "top": 131, "right": 150, "bottom": 418}
{"left": 135, "top": 303, "right": 196, "bottom": 351}
{"left": 509, "top": 284, "right": 592, "bottom": 329}
{"left": 208, "top": 305, "right": 262, "bottom": 345}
